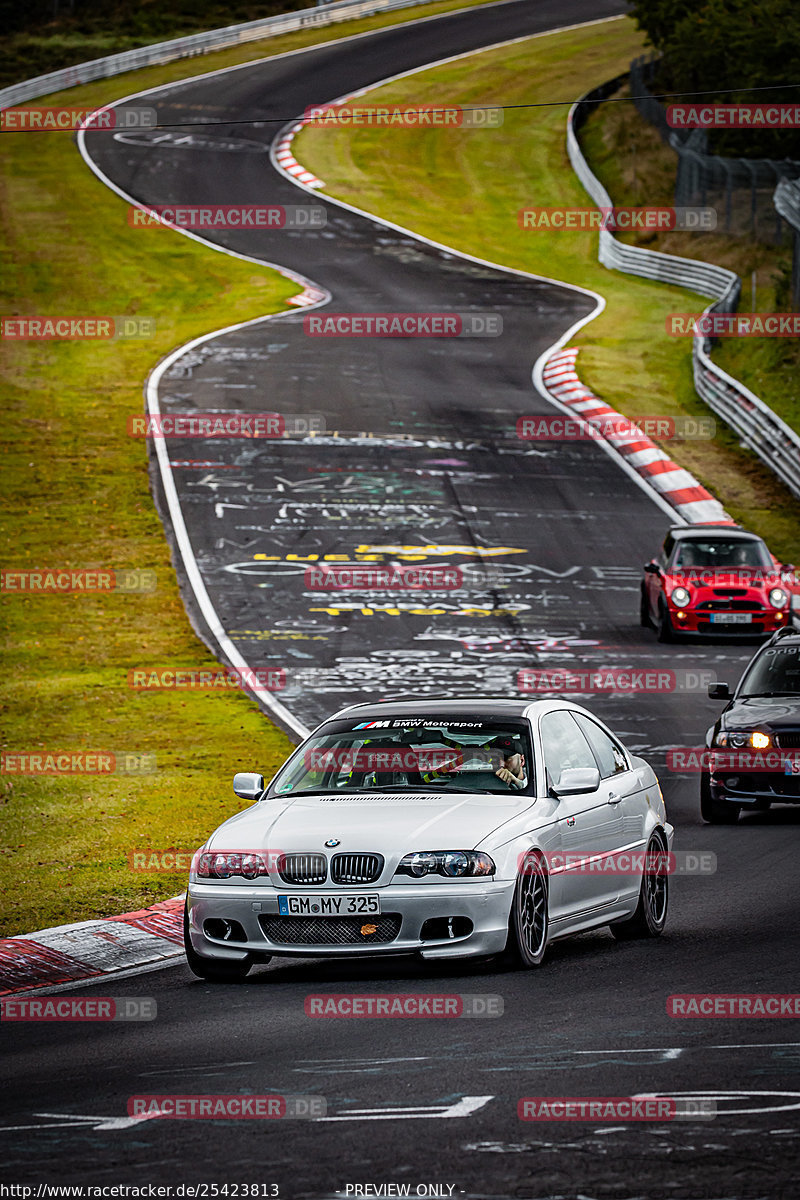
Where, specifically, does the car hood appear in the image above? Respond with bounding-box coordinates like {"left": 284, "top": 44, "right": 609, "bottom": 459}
{"left": 723, "top": 697, "right": 800, "bottom": 729}
{"left": 207, "top": 790, "right": 529, "bottom": 854}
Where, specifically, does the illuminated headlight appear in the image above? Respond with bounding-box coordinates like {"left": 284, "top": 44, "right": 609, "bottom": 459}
{"left": 714, "top": 731, "right": 770, "bottom": 749}
{"left": 396, "top": 850, "right": 495, "bottom": 878}
{"left": 670, "top": 586, "right": 691, "bottom": 608}
{"left": 769, "top": 587, "right": 788, "bottom": 608}
{"left": 196, "top": 851, "right": 269, "bottom": 879}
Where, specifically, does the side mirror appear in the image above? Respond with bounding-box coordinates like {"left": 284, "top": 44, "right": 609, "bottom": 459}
{"left": 644, "top": 562, "right": 661, "bottom": 575}
{"left": 233, "top": 771, "right": 265, "bottom": 800}
{"left": 708, "top": 683, "right": 731, "bottom": 701}
{"left": 551, "top": 766, "right": 600, "bottom": 796}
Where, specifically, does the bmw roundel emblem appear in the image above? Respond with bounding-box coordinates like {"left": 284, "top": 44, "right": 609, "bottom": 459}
{"left": 325, "top": 838, "right": 340, "bottom": 848}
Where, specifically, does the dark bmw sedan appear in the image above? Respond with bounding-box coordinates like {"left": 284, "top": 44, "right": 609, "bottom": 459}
{"left": 702, "top": 628, "right": 800, "bottom": 822}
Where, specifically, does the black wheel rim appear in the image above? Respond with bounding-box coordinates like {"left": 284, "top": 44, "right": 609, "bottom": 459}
{"left": 646, "top": 838, "right": 668, "bottom": 925}
{"left": 518, "top": 857, "right": 547, "bottom": 958}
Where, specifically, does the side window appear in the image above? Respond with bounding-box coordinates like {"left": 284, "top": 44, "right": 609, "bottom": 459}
{"left": 539, "top": 710, "right": 597, "bottom": 788}
{"left": 660, "top": 533, "right": 674, "bottom": 568}
{"left": 573, "top": 714, "right": 629, "bottom": 778}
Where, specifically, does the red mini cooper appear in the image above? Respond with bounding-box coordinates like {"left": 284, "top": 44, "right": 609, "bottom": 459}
{"left": 641, "top": 525, "right": 798, "bottom": 642}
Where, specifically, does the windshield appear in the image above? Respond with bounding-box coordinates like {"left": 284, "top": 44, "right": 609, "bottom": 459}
{"left": 270, "top": 717, "right": 534, "bottom": 796}
{"left": 739, "top": 644, "right": 800, "bottom": 696}
{"left": 671, "top": 537, "right": 771, "bottom": 571}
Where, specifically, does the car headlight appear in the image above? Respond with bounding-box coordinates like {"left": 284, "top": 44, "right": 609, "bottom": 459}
{"left": 769, "top": 587, "right": 788, "bottom": 608}
{"left": 196, "top": 851, "right": 269, "bottom": 879}
{"left": 396, "top": 850, "right": 495, "bottom": 878}
{"left": 670, "top": 586, "right": 691, "bottom": 608}
{"left": 714, "top": 731, "right": 771, "bottom": 749}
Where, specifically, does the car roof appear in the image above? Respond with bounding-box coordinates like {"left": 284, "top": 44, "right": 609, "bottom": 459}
{"left": 668, "top": 524, "right": 763, "bottom": 542}
{"left": 329, "top": 697, "right": 551, "bottom": 721}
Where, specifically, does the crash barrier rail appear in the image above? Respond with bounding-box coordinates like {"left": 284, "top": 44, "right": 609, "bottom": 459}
{"left": 567, "top": 76, "right": 800, "bottom": 502}
{"left": 0, "top": 0, "right": 435, "bottom": 108}
{"left": 774, "top": 177, "right": 800, "bottom": 310}
{"left": 629, "top": 55, "right": 800, "bottom": 243}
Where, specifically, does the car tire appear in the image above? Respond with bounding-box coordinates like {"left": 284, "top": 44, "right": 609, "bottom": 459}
{"left": 656, "top": 602, "right": 673, "bottom": 643}
{"left": 609, "top": 831, "right": 669, "bottom": 940}
{"left": 700, "top": 772, "right": 741, "bottom": 824}
{"left": 183, "top": 904, "right": 255, "bottom": 981}
{"left": 639, "top": 586, "right": 651, "bottom": 628}
{"left": 508, "top": 851, "right": 549, "bottom": 968}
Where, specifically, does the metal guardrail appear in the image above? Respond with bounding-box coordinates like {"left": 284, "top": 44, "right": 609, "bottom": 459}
{"left": 0, "top": 0, "right": 434, "bottom": 108}
{"left": 567, "top": 77, "right": 800, "bottom": 502}
{"left": 774, "top": 177, "right": 800, "bottom": 310}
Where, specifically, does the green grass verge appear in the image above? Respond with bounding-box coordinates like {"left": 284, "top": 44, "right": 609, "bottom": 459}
{"left": 295, "top": 14, "right": 800, "bottom": 562}
{"left": 0, "top": 0, "right": 506, "bottom": 937}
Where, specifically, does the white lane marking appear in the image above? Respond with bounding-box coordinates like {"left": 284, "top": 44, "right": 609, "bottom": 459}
{"left": 298, "top": 1056, "right": 431, "bottom": 1064}
{"left": 317, "top": 1096, "right": 493, "bottom": 1121}
{"left": 0, "top": 1111, "right": 160, "bottom": 1133}
{"left": 635, "top": 1090, "right": 800, "bottom": 1117}
{"left": 576, "top": 1043, "right": 800, "bottom": 1053}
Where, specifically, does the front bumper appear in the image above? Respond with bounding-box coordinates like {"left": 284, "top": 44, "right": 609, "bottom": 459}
{"left": 668, "top": 608, "right": 788, "bottom": 637}
{"left": 710, "top": 772, "right": 800, "bottom": 804}
{"left": 186, "top": 879, "right": 515, "bottom": 963}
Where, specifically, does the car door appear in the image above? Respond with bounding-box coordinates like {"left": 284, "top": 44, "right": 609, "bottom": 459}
{"left": 572, "top": 712, "right": 646, "bottom": 905}
{"left": 539, "top": 709, "right": 624, "bottom": 918}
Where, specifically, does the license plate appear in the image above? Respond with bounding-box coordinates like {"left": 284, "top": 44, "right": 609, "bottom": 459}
{"left": 710, "top": 613, "right": 752, "bottom": 624}
{"left": 278, "top": 894, "right": 381, "bottom": 917}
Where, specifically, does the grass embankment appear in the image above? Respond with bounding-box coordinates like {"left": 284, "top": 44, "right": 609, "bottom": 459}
{"left": 579, "top": 84, "right": 800, "bottom": 441}
{"left": 295, "top": 15, "right": 800, "bottom": 562}
{"left": 0, "top": 0, "right": 505, "bottom": 937}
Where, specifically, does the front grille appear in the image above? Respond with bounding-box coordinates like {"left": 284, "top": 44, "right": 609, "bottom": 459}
{"left": 278, "top": 853, "right": 327, "bottom": 885}
{"left": 711, "top": 588, "right": 748, "bottom": 597}
{"left": 260, "top": 914, "right": 401, "bottom": 945}
{"left": 331, "top": 853, "right": 384, "bottom": 884}
{"left": 696, "top": 600, "right": 763, "bottom": 611}
{"left": 775, "top": 732, "right": 800, "bottom": 749}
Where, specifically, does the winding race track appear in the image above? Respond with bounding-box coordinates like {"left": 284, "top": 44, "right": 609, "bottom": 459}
{"left": 3, "top": 1, "right": 799, "bottom": 1195}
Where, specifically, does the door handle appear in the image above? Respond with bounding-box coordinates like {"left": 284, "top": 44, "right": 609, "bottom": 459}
{"left": 607, "top": 792, "right": 622, "bottom": 804}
